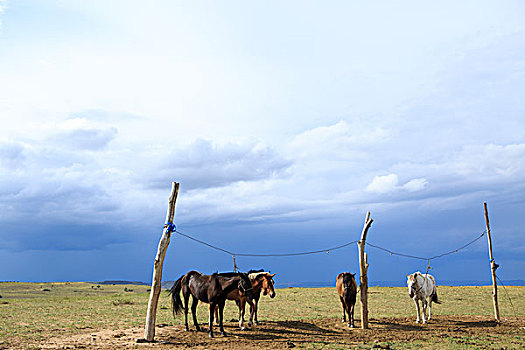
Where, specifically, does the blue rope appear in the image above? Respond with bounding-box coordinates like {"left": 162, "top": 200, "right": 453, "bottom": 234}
{"left": 164, "top": 222, "right": 176, "bottom": 233}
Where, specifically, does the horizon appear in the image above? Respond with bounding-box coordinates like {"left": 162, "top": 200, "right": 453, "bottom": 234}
{"left": 1, "top": 1, "right": 524, "bottom": 285}
{"left": 3, "top": 278, "right": 525, "bottom": 288}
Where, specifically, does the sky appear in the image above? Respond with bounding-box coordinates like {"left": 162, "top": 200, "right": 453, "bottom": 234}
{"left": 0, "top": 0, "right": 524, "bottom": 286}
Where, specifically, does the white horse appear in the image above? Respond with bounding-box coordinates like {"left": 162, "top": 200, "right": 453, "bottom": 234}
{"left": 407, "top": 272, "right": 440, "bottom": 324}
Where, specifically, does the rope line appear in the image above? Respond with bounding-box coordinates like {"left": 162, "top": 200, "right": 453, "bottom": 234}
{"left": 174, "top": 229, "right": 235, "bottom": 255}
{"left": 496, "top": 274, "right": 520, "bottom": 320}
{"left": 174, "top": 229, "right": 358, "bottom": 257}
{"left": 173, "top": 228, "right": 485, "bottom": 262}
{"left": 367, "top": 231, "right": 486, "bottom": 262}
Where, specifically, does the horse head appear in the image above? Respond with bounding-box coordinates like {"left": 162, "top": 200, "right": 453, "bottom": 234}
{"left": 341, "top": 273, "right": 357, "bottom": 294}
{"left": 407, "top": 273, "right": 418, "bottom": 298}
{"left": 262, "top": 273, "right": 276, "bottom": 298}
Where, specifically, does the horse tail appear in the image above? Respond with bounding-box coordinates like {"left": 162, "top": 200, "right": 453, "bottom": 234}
{"left": 431, "top": 287, "right": 441, "bottom": 304}
{"left": 168, "top": 275, "right": 185, "bottom": 316}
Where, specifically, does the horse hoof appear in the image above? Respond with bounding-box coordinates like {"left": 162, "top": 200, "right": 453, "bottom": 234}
{"left": 184, "top": 327, "right": 189, "bottom": 332}
{"left": 247, "top": 322, "right": 252, "bottom": 327}
{"left": 221, "top": 332, "right": 227, "bottom": 337}
{"left": 349, "top": 324, "right": 354, "bottom": 328}
{"left": 208, "top": 333, "right": 214, "bottom": 338}
{"left": 254, "top": 321, "right": 259, "bottom": 326}
{"left": 240, "top": 327, "right": 246, "bottom": 331}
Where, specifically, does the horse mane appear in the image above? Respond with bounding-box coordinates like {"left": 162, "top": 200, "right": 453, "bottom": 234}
{"left": 248, "top": 271, "right": 268, "bottom": 281}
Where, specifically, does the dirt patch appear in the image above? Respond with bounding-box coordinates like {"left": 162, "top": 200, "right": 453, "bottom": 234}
{"left": 30, "top": 316, "right": 525, "bottom": 349}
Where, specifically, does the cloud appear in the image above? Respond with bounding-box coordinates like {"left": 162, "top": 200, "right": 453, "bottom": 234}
{"left": 146, "top": 139, "right": 292, "bottom": 190}
{"left": 402, "top": 178, "right": 428, "bottom": 192}
{"left": 0, "top": 1, "right": 5, "bottom": 30}
{"left": 289, "top": 120, "right": 392, "bottom": 160}
{"left": 451, "top": 143, "right": 525, "bottom": 178}
{"left": 48, "top": 118, "right": 117, "bottom": 151}
{"left": 365, "top": 174, "right": 428, "bottom": 195}
{"left": 366, "top": 174, "right": 399, "bottom": 194}
{"left": 0, "top": 140, "right": 26, "bottom": 168}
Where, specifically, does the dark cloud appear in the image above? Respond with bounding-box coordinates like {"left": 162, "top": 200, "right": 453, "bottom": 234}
{"left": 0, "top": 222, "right": 134, "bottom": 252}
{"left": 145, "top": 139, "right": 293, "bottom": 190}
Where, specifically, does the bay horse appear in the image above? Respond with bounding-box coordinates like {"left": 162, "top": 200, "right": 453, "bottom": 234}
{"left": 169, "top": 270, "right": 254, "bottom": 337}
{"left": 407, "top": 271, "right": 440, "bottom": 324}
{"left": 336, "top": 272, "right": 357, "bottom": 328}
{"left": 213, "top": 271, "right": 276, "bottom": 329}
{"left": 247, "top": 270, "right": 276, "bottom": 327}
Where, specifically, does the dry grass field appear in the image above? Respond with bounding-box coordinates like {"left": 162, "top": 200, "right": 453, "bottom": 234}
{"left": 0, "top": 282, "right": 524, "bottom": 349}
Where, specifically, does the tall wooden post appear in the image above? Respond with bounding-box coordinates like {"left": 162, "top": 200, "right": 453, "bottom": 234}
{"left": 143, "top": 182, "right": 180, "bottom": 342}
{"left": 357, "top": 212, "right": 373, "bottom": 329}
{"left": 483, "top": 202, "right": 500, "bottom": 322}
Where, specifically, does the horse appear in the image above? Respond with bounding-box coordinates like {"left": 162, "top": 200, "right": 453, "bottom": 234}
{"left": 213, "top": 272, "right": 255, "bottom": 330}
{"left": 168, "top": 270, "right": 254, "bottom": 337}
{"left": 213, "top": 270, "right": 276, "bottom": 329}
{"left": 247, "top": 270, "right": 276, "bottom": 326}
{"left": 336, "top": 272, "right": 357, "bottom": 328}
{"left": 407, "top": 271, "right": 440, "bottom": 324}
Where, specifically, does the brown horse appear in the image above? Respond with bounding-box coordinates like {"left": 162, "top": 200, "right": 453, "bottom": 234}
{"left": 247, "top": 270, "right": 276, "bottom": 326}
{"left": 213, "top": 271, "right": 276, "bottom": 329}
{"left": 336, "top": 272, "right": 357, "bottom": 328}
{"left": 213, "top": 272, "right": 254, "bottom": 330}
{"left": 169, "top": 271, "right": 254, "bottom": 337}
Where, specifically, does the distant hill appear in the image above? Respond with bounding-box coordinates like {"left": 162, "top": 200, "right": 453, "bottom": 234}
{"left": 96, "top": 280, "right": 150, "bottom": 286}
{"left": 162, "top": 281, "right": 176, "bottom": 289}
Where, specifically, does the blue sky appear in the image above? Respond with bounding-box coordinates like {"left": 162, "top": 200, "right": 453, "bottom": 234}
{"left": 0, "top": 0, "right": 524, "bottom": 286}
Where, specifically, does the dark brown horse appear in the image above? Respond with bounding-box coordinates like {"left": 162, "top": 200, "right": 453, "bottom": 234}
{"left": 213, "top": 272, "right": 255, "bottom": 330}
{"left": 213, "top": 271, "right": 276, "bottom": 329}
{"left": 169, "top": 270, "right": 254, "bottom": 337}
{"left": 336, "top": 272, "right": 357, "bottom": 328}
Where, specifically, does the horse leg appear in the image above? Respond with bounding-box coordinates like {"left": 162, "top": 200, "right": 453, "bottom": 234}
{"left": 208, "top": 302, "right": 215, "bottom": 338}
{"left": 349, "top": 302, "right": 355, "bottom": 328}
{"left": 253, "top": 298, "right": 259, "bottom": 325}
{"left": 428, "top": 296, "right": 433, "bottom": 321}
{"left": 421, "top": 298, "right": 428, "bottom": 324}
{"left": 413, "top": 298, "right": 421, "bottom": 323}
{"left": 340, "top": 296, "right": 346, "bottom": 323}
{"left": 191, "top": 296, "right": 201, "bottom": 331}
{"left": 183, "top": 291, "right": 190, "bottom": 331}
{"left": 219, "top": 301, "right": 227, "bottom": 336}
{"left": 247, "top": 299, "right": 255, "bottom": 327}
{"left": 213, "top": 305, "right": 218, "bottom": 324}
{"left": 238, "top": 299, "right": 247, "bottom": 330}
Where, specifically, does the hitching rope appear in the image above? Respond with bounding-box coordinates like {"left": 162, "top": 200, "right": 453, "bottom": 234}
{"left": 174, "top": 228, "right": 359, "bottom": 257}
{"left": 170, "top": 225, "right": 485, "bottom": 261}
{"left": 496, "top": 274, "right": 520, "bottom": 321}
{"left": 366, "top": 231, "right": 486, "bottom": 261}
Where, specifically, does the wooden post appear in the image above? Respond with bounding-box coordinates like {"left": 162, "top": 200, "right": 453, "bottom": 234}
{"left": 357, "top": 211, "right": 373, "bottom": 329}
{"left": 143, "top": 182, "right": 180, "bottom": 342}
{"left": 483, "top": 202, "right": 500, "bottom": 322}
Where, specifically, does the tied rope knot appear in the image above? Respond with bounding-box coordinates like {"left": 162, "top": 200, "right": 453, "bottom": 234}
{"left": 164, "top": 222, "right": 176, "bottom": 233}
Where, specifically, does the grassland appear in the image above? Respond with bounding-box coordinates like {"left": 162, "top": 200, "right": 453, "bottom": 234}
{"left": 0, "top": 282, "right": 523, "bottom": 349}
